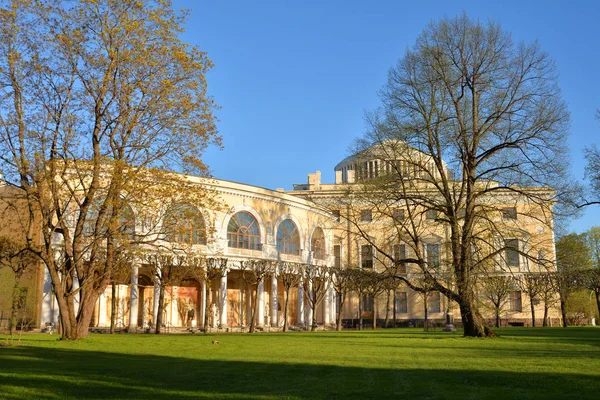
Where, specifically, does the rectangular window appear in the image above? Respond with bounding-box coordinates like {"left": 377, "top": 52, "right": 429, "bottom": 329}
{"left": 362, "top": 295, "right": 374, "bottom": 312}
{"left": 502, "top": 207, "right": 517, "bottom": 220}
{"left": 361, "top": 244, "right": 373, "bottom": 269}
{"left": 395, "top": 291, "right": 408, "bottom": 313}
{"left": 426, "top": 209, "right": 437, "bottom": 220}
{"left": 360, "top": 209, "right": 372, "bottom": 222}
{"left": 393, "top": 243, "right": 407, "bottom": 274}
{"left": 509, "top": 291, "right": 522, "bottom": 312}
{"left": 393, "top": 208, "right": 405, "bottom": 222}
{"left": 334, "top": 245, "right": 341, "bottom": 268}
{"left": 332, "top": 210, "right": 341, "bottom": 223}
{"left": 427, "top": 292, "right": 441, "bottom": 313}
{"left": 426, "top": 243, "right": 440, "bottom": 269}
{"left": 505, "top": 239, "right": 520, "bottom": 267}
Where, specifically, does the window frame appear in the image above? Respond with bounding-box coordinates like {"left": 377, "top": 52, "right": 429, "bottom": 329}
{"left": 227, "top": 211, "right": 261, "bottom": 250}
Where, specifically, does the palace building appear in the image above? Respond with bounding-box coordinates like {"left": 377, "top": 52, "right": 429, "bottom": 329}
{"left": 0, "top": 142, "right": 560, "bottom": 332}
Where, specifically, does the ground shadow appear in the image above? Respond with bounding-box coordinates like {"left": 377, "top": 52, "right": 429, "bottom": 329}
{"left": 0, "top": 343, "right": 598, "bottom": 399}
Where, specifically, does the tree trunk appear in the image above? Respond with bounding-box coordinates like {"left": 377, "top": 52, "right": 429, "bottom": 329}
{"left": 283, "top": 287, "right": 290, "bottom": 332}
{"left": 110, "top": 282, "right": 116, "bottom": 334}
{"left": 393, "top": 291, "right": 397, "bottom": 328}
{"left": 423, "top": 294, "right": 428, "bottom": 331}
{"left": 594, "top": 289, "right": 600, "bottom": 318}
{"left": 384, "top": 290, "right": 390, "bottom": 328}
{"left": 495, "top": 306, "right": 500, "bottom": 328}
{"left": 372, "top": 300, "right": 377, "bottom": 330}
{"left": 560, "top": 299, "right": 568, "bottom": 328}
{"left": 311, "top": 292, "right": 317, "bottom": 331}
{"left": 249, "top": 283, "right": 259, "bottom": 333}
{"left": 155, "top": 284, "right": 165, "bottom": 334}
{"left": 530, "top": 299, "right": 536, "bottom": 327}
{"left": 543, "top": 304, "right": 549, "bottom": 327}
{"left": 203, "top": 282, "right": 210, "bottom": 334}
{"left": 460, "top": 300, "right": 496, "bottom": 337}
{"left": 358, "top": 294, "right": 363, "bottom": 331}
{"left": 9, "top": 278, "right": 19, "bottom": 336}
{"left": 336, "top": 293, "right": 344, "bottom": 331}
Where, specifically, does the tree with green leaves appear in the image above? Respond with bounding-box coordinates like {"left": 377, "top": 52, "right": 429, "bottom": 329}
{"left": 0, "top": 0, "right": 219, "bottom": 339}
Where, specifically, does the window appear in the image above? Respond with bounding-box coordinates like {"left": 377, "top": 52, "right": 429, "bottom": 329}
{"left": 502, "top": 207, "right": 517, "bottom": 220}
{"left": 228, "top": 211, "right": 261, "bottom": 250}
{"left": 505, "top": 239, "right": 520, "bottom": 267}
{"left": 509, "top": 291, "right": 522, "bottom": 312}
{"left": 361, "top": 244, "right": 373, "bottom": 269}
{"left": 334, "top": 245, "right": 341, "bottom": 268}
{"left": 393, "top": 243, "right": 407, "bottom": 274}
{"left": 427, "top": 292, "right": 441, "bottom": 313}
{"left": 426, "top": 209, "right": 437, "bottom": 220}
{"left": 332, "top": 210, "right": 341, "bottom": 223}
{"left": 360, "top": 209, "right": 372, "bottom": 222}
{"left": 425, "top": 243, "right": 441, "bottom": 269}
{"left": 362, "top": 295, "right": 374, "bottom": 312}
{"left": 395, "top": 291, "right": 408, "bottom": 313}
{"left": 276, "top": 219, "right": 300, "bottom": 255}
{"left": 84, "top": 197, "right": 135, "bottom": 238}
{"left": 311, "top": 227, "right": 326, "bottom": 260}
{"left": 164, "top": 204, "right": 206, "bottom": 245}
{"left": 392, "top": 208, "right": 405, "bottom": 222}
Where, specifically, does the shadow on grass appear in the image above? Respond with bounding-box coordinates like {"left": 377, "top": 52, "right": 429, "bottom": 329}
{"left": 0, "top": 344, "right": 599, "bottom": 400}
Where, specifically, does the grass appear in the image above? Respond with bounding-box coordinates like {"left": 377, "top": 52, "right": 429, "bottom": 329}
{"left": 0, "top": 327, "right": 599, "bottom": 399}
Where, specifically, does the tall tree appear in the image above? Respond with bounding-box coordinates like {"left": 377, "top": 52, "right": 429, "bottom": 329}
{"left": 0, "top": 0, "right": 219, "bottom": 339}
{"left": 347, "top": 14, "right": 569, "bottom": 336}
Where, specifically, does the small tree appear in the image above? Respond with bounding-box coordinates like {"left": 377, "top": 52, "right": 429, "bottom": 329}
{"left": 330, "top": 265, "right": 353, "bottom": 331}
{"left": 201, "top": 257, "right": 226, "bottom": 333}
{"left": 556, "top": 233, "right": 590, "bottom": 327}
{"left": 278, "top": 262, "right": 301, "bottom": 332}
{"left": 0, "top": 236, "right": 36, "bottom": 336}
{"left": 481, "top": 275, "right": 513, "bottom": 328}
{"left": 364, "top": 271, "right": 386, "bottom": 329}
{"left": 349, "top": 269, "right": 372, "bottom": 331}
{"left": 240, "top": 259, "right": 274, "bottom": 333}
{"left": 517, "top": 273, "right": 546, "bottom": 327}
{"left": 302, "top": 264, "right": 330, "bottom": 331}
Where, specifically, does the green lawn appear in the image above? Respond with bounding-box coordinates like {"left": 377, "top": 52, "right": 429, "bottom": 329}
{"left": 0, "top": 328, "right": 599, "bottom": 399}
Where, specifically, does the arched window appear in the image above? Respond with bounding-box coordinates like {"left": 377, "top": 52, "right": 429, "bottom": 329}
{"left": 277, "top": 219, "right": 300, "bottom": 255}
{"left": 84, "top": 197, "right": 135, "bottom": 238}
{"left": 311, "top": 227, "right": 326, "bottom": 260}
{"left": 227, "top": 211, "right": 261, "bottom": 250}
{"left": 164, "top": 204, "right": 206, "bottom": 245}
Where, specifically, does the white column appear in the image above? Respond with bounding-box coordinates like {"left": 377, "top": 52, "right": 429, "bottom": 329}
{"left": 324, "top": 283, "right": 331, "bottom": 325}
{"left": 72, "top": 274, "right": 80, "bottom": 316}
{"left": 118, "top": 284, "right": 128, "bottom": 327}
{"left": 129, "top": 264, "right": 139, "bottom": 331}
{"left": 200, "top": 280, "right": 206, "bottom": 327}
{"left": 330, "top": 288, "right": 336, "bottom": 324}
{"left": 306, "top": 279, "right": 313, "bottom": 327}
{"left": 257, "top": 281, "right": 265, "bottom": 326}
{"left": 220, "top": 271, "right": 228, "bottom": 327}
{"left": 170, "top": 286, "right": 178, "bottom": 326}
{"left": 40, "top": 266, "right": 54, "bottom": 326}
{"left": 271, "top": 274, "right": 278, "bottom": 327}
{"left": 98, "top": 289, "right": 107, "bottom": 327}
{"left": 297, "top": 279, "right": 304, "bottom": 326}
{"left": 152, "top": 280, "right": 160, "bottom": 327}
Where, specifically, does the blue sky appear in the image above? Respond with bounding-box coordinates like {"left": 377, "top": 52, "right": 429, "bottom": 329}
{"left": 173, "top": 0, "right": 600, "bottom": 234}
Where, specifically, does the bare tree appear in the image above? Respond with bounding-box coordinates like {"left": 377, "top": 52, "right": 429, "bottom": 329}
{"left": 278, "top": 262, "right": 301, "bottom": 332}
{"left": 516, "top": 273, "right": 547, "bottom": 327}
{"left": 0, "top": 0, "right": 219, "bottom": 339}
{"left": 330, "top": 264, "right": 353, "bottom": 331}
{"left": 302, "top": 264, "right": 330, "bottom": 331}
{"left": 240, "top": 259, "right": 274, "bottom": 333}
{"left": 201, "top": 257, "right": 227, "bottom": 333}
{"left": 480, "top": 275, "right": 513, "bottom": 328}
{"left": 343, "top": 14, "right": 569, "bottom": 337}
{"left": 349, "top": 269, "right": 373, "bottom": 331}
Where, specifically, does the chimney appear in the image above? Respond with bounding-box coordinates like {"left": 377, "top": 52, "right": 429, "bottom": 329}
{"left": 307, "top": 171, "right": 321, "bottom": 189}
{"left": 335, "top": 170, "right": 343, "bottom": 184}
